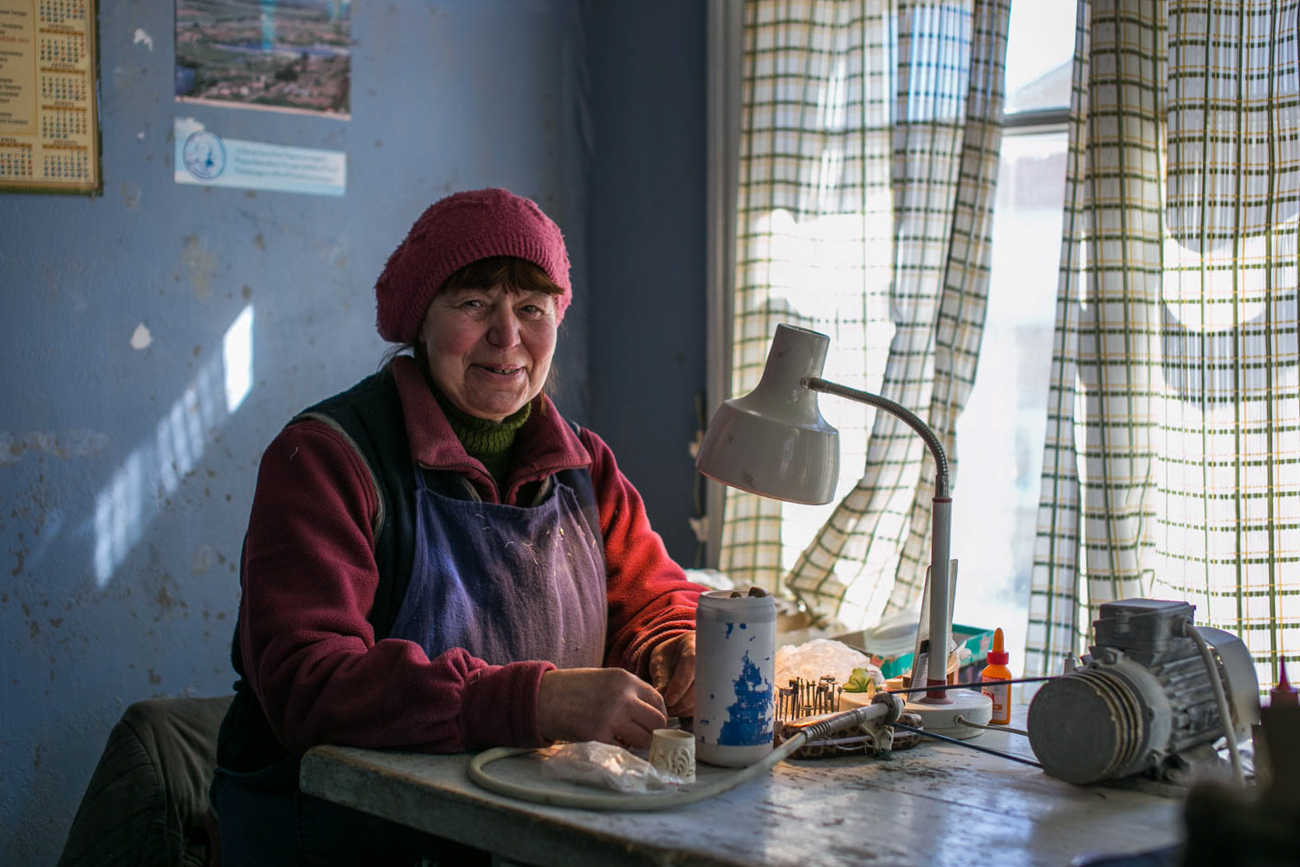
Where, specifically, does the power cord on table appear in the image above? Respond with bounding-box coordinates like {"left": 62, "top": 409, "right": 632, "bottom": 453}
{"left": 956, "top": 716, "right": 1029, "bottom": 737}
{"left": 467, "top": 696, "right": 901, "bottom": 810}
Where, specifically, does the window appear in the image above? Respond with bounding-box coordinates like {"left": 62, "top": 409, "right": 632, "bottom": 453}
{"left": 947, "top": 0, "right": 1075, "bottom": 671}
{"left": 709, "top": 0, "right": 1080, "bottom": 655}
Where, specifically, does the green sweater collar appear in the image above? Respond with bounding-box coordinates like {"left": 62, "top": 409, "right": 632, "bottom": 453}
{"left": 432, "top": 387, "right": 531, "bottom": 483}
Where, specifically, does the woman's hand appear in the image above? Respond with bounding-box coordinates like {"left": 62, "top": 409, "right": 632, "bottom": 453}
{"left": 649, "top": 632, "right": 696, "bottom": 718}
{"left": 536, "top": 668, "right": 667, "bottom": 749}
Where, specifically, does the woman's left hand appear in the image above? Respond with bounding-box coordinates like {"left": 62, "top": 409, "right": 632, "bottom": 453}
{"left": 649, "top": 632, "right": 696, "bottom": 717}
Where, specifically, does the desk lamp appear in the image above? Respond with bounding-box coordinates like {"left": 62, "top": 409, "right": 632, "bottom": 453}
{"left": 696, "top": 324, "right": 991, "bottom": 738}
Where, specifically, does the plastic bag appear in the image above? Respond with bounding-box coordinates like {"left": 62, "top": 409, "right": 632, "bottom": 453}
{"left": 540, "top": 742, "right": 683, "bottom": 793}
{"left": 775, "top": 638, "right": 884, "bottom": 689}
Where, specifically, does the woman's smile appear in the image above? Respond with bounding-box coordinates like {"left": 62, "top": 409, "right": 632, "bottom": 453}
{"left": 474, "top": 363, "right": 524, "bottom": 376}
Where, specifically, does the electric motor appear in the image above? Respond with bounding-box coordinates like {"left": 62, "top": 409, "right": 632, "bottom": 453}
{"left": 1027, "top": 599, "right": 1259, "bottom": 785}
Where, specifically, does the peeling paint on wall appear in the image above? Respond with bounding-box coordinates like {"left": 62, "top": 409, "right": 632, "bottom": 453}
{"left": 179, "top": 235, "right": 216, "bottom": 300}
{"left": 191, "top": 543, "right": 215, "bottom": 574}
{"left": 133, "top": 28, "right": 154, "bottom": 51}
{"left": 11, "top": 532, "right": 26, "bottom": 576}
{"left": 130, "top": 323, "right": 152, "bottom": 349}
{"left": 0, "top": 431, "right": 111, "bottom": 466}
{"left": 5, "top": 504, "right": 65, "bottom": 582}
{"left": 121, "top": 182, "right": 142, "bottom": 209}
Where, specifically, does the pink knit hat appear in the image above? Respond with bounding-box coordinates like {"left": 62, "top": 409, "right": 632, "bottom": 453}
{"left": 375, "top": 188, "right": 572, "bottom": 343}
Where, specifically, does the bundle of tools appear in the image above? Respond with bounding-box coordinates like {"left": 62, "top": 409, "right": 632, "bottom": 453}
{"left": 775, "top": 676, "right": 922, "bottom": 758}
{"left": 776, "top": 675, "right": 844, "bottom": 721}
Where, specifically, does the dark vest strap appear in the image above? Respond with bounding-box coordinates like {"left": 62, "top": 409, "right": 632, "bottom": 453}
{"left": 294, "top": 367, "right": 416, "bottom": 640}
{"left": 221, "top": 368, "right": 412, "bottom": 772}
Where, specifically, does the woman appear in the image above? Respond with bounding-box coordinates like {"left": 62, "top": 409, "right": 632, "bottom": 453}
{"left": 212, "top": 188, "right": 704, "bottom": 865}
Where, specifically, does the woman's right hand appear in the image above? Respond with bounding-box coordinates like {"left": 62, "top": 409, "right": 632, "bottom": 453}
{"left": 536, "top": 668, "right": 667, "bottom": 749}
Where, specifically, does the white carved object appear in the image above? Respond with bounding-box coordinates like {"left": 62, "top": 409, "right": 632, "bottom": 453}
{"left": 648, "top": 728, "right": 696, "bottom": 783}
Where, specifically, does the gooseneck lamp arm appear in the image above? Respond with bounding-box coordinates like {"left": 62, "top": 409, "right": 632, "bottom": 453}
{"left": 803, "top": 378, "right": 950, "bottom": 497}
{"left": 695, "top": 325, "right": 954, "bottom": 704}
{"left": 803, "top": 377, "right": 953, "bottom": 702}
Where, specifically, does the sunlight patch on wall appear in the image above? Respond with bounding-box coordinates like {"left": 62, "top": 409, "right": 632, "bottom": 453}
{"left": 93, "top": 305, "right": 255, "bottom": 587}
{"left": 223, "top": 305, "right": 254, "bottom": 412}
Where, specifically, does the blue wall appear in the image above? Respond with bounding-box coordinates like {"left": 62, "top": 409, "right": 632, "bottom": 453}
{"left": 588, "top": 3, "right": 707, "bottom": 568}
{"left": 0, "top": 2, "right": 705, "bottom": 864}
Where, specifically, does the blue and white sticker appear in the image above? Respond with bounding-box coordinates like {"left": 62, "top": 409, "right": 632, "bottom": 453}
{"left": 173, "top": 118, "right": 345, "bottom": 197}
{"left": 182, "top": 130, "right": 226, "bottom": 180}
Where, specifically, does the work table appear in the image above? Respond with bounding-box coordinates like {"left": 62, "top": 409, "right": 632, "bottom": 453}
{"left": 299, "top": 714, "right": 1185, "bottom": 867}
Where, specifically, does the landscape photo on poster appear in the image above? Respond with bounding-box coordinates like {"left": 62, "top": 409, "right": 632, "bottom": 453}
{"left": 174, "top": 0, "right": 351, "bottom": 118}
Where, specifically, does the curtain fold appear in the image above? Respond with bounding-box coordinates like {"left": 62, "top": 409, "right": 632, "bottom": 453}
{"left": 720, "top": 0, "right": 1010, "bottom": 630}
{"left": 1029, "top": 0, "right": 1300, "bottom": 690}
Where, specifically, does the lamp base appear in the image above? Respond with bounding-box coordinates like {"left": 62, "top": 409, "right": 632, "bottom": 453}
{"left": 903, "top": 689, "right": 992, "bottom": 740}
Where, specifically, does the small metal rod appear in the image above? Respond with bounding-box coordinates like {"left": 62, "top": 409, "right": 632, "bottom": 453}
{"left": 884, "top": 675, "right": 1057, "bottom": 695}
{"left": 891, "top": 722, "right": 1042, "bottom": 768}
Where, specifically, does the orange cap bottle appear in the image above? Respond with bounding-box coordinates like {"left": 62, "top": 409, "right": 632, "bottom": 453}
{"left": 981, "top": 628, "right": 1012, "bottom": 725}
{"left": 1270, "top": 660, "right": 1298, "bottom": 708}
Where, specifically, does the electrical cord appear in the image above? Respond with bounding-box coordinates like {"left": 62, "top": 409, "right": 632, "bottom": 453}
{"left": 690, "top": 390, "right": 707, "bottom": 569}
{"left": 956, "top": 717, "right": 1024, "bottom": 738}
{"left": 1184, "top": 621, "right": 1245, "bottom": 786}
{"left": 883, "top": 676, "right": 1057, "bottom": 695}
{"left": 468, "top": 736, "right": 800, "bottom": 811}
{"left": 890, "top": 721, "right": 1042, "bottom": 768}
{"left": 467, "top": 698, "right": 899, "bottom": 811}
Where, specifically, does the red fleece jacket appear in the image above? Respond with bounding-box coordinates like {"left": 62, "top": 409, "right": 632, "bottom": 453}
{"left": 238, "top": 357, "right": 704, "bottom": 755}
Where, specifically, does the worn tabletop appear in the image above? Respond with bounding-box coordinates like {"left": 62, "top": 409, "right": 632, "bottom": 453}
{"left": 300, "top": 717, "right": 1184, "bottom": 867}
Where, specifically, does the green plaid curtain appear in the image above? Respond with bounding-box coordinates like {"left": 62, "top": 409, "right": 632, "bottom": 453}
{"left": 720, "top": 0, "right": 1010, "bottom": 628}
{"left": 1029, "top": 0, "right": 1300, "bottom": 691}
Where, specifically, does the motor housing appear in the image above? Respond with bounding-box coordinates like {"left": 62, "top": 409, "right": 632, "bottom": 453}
{"left": 1027, "top": 599, "right": 1259, "bottom": 784}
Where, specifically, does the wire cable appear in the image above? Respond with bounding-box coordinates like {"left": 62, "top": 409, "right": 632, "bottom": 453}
{"left": 468, "top": 700, "right": 896, "bottom": 811}
{"left": 882, "top": 675, "right": 1057, "bottom": 695}
{"left": 468, "top": 737, "right": 800, "bottom": 811}
{"left": 1184, "top": 622, "right": 1245, "bottom": 785}
{"left": 890, "top": 721, "right": 1041, "bottom": 768}
{"left": 955, "top": 715, "right": 1029, "bottom": 737}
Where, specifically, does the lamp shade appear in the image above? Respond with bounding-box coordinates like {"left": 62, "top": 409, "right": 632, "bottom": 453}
{"left": 696, "top": 325, "right": 840, "bottom": 505}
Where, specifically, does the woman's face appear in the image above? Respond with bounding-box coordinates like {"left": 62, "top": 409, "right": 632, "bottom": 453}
{"left": 419, "top": 283, "right": 557, "bottom": 422}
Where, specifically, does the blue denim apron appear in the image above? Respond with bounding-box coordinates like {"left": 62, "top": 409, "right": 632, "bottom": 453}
{"left": 214, "top": 470, "right": 607, "bottom": 867}
{"left": 389, "top": 469, "right": 607, "bottom": 667}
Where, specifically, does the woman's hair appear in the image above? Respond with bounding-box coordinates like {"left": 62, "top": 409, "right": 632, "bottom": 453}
{"left": 446, "top": 255, "right": 565, "bottom": 298}
{"left": 380, "top": 255, "right": 565, "bottom": 402}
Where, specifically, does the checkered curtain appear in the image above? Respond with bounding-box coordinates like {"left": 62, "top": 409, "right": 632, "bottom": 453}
{"left": 1029, "top": 0, "right": 1300, "bottom": 690}
{"left": 719, "top": 0, "right": 1009, "bottom": 628}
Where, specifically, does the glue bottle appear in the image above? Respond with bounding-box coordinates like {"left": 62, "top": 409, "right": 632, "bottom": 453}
{"left": 981, "top": 628, "right": 1012, "bottom": 725}
{"left": 1269, "top": 660, "right": 1297, "bottom": 708}
{"left": 1255, "top": 660, "right": 1298, "bottom": 788}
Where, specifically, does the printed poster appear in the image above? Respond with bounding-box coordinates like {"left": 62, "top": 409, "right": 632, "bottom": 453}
{"left": 175, "top": 0, "right": 351, "bottom": 118}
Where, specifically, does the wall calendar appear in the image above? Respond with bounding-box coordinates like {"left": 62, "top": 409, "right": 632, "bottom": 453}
{"left": 0, "top": 0, "right": 99, "bottom": 194}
